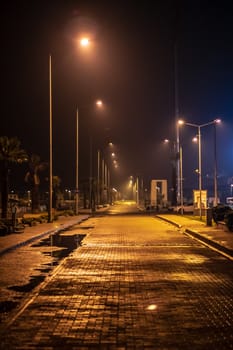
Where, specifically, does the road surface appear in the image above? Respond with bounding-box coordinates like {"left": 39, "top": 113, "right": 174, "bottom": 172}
{"left": 0, "top": 201, "right": 232, "bottom": 348}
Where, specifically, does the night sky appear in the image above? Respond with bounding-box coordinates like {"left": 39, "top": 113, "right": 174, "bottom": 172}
{"left": 1, "top": 1, "right": 233, "bottom": 200}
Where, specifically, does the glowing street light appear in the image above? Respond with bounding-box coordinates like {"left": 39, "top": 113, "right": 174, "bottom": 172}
{"left": 80, "top": 37, "right": 90, "bottom": 46}
{"left": 96, "top": 100, "right": 103, "bottom": 107}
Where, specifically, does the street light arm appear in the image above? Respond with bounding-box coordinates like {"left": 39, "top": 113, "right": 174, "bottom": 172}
{"left": 199, "top": 120, "right": 219, "bottom": 128}
{"left": 185, "top": 122, "right": 199, "bottom": 128}
{"left": 185, "top": 120, "right": 220, "bottom": 129}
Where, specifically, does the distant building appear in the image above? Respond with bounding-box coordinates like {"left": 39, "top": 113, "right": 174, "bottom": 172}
{"left": 150, "top": 179, "right": 168, "bottom": 207}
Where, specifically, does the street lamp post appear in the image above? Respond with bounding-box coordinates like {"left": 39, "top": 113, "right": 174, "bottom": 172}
{"left": 176, "top": 120, "right": 181, "bottom": 206}
{"left": 87, "top": 100, "right": 105, "bottom": 212}
{"left": 102, "top": 157, "right": 105, "bottom": 205}
{"left": 75, "top": 107, "right": 79, "bottom": 215}
{"left": 179, "top": 119, "right": 221, "bottom": 219}
{"left": 197, "top": 125, "right": 202, "bottom": 219}
{"left": 48, "top": 37, "right": 91, "bottom": 221}
{"left": 97, "top": 149, "right": 106, "bottom": 207}
{"left": 136, "top": 176, "right": 139, "bottom": 207}
{"left": 213, "top": 122, "right": 218, "bottom": 207}
{"left": 179, "top": 145, "right": 184, "bottom": 215}
{"left": 48, "top": 54, "right": 53, "bottom": 223}
{"left": 97, "top": 149, "right": 100, "bottom": 207}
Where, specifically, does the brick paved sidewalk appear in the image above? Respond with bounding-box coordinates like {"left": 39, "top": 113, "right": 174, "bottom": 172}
{"left": 0, "top": 214, "right": 233, "bottom": 349}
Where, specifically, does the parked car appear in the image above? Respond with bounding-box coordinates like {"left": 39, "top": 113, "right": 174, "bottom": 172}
{"left": 173, "top": 203, "right": 194, "bottom": 214}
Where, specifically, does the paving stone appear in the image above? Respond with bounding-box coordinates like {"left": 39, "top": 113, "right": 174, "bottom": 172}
{"left": 0, "top": 215, "right": 233, "bottom": 349}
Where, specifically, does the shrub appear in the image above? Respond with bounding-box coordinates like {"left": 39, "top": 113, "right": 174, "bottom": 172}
{"left": 22, "top": 217, "right": 37, "bottom": 226}
{"left": 224, "top": 212, "right": 233, "bottom": 232}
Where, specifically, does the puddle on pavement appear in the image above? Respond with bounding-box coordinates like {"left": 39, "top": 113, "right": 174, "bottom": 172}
{"left": 31, "top": 231, "right": 85, "bottom": 256}
{"left": 4, "top": 232, "right": 86, "bottom": 300}
{"left": 8, "top": 275, "right": 46, "bottom": 293}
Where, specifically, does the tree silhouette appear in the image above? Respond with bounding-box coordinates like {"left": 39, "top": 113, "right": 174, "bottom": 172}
{"left": 0, "top": 136, "right": 28, "bottom": 218}
{"left": 25, "top": 154, "right": 47, "bottom": 213}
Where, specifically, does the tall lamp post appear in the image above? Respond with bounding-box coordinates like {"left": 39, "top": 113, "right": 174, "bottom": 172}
{"left": 213, "top": 121, "right": 220, "bottom": 207}
{"left": 179, "top": 119, "right": 221, "bottom": 219}
{"left": 97, "top": 149, "right": 101, "bottom": 207}
{"left": 176, "top": 120, "right": 181, "bottom": 206}
{"left": 179, "top": 145, "right": 183, "bottom": 215}
{"left": 75, "top": 107, "right": 79, "bottom": 215}
{"left": 49, "top": 37, "right": 91, "bottom": 221}
{"left": 48, "top": 54, "right": 53, "bottom": 223}
{"left": 75, "top": 38, "right": 91, "bottom": 215}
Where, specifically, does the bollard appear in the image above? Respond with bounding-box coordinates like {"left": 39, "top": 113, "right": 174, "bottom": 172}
{"left": 206, "top": 208, "right": 213, "bottom": 226}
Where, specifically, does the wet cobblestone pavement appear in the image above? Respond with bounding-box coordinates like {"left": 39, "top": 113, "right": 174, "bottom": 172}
{"left": 0, "top": 215, "right": 89, "bottom": 324}
{"left": 1, "top": 215, "right": 233, "bottom": 349}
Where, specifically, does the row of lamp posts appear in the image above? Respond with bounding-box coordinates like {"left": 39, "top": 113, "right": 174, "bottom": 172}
{"left": 76, "top": 106, "right": 117, "bottom": 214}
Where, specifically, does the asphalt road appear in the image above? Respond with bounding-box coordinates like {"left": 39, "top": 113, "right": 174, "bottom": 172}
{"left": 0, "top": 202, "right": 233, "bottom": 348}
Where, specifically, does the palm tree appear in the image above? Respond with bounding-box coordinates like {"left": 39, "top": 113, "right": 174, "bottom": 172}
{"left": 0, "top": 136, "right": 28, "bottom": 218}
{"left": 25, "top": 154, "right": 47, "bottom": 213}
{"left": 52, "top": 175, "right": 61, "bottom": 209}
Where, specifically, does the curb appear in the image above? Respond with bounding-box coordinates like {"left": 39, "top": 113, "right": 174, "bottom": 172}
{"left": 156, "top": 215, "right": 233, "bottom": 260}
{"left": 155, "top": 215, "right": 182, "bottom": 228}
{"left": 184, "top": 228, "right": 233, "bottom": 259}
